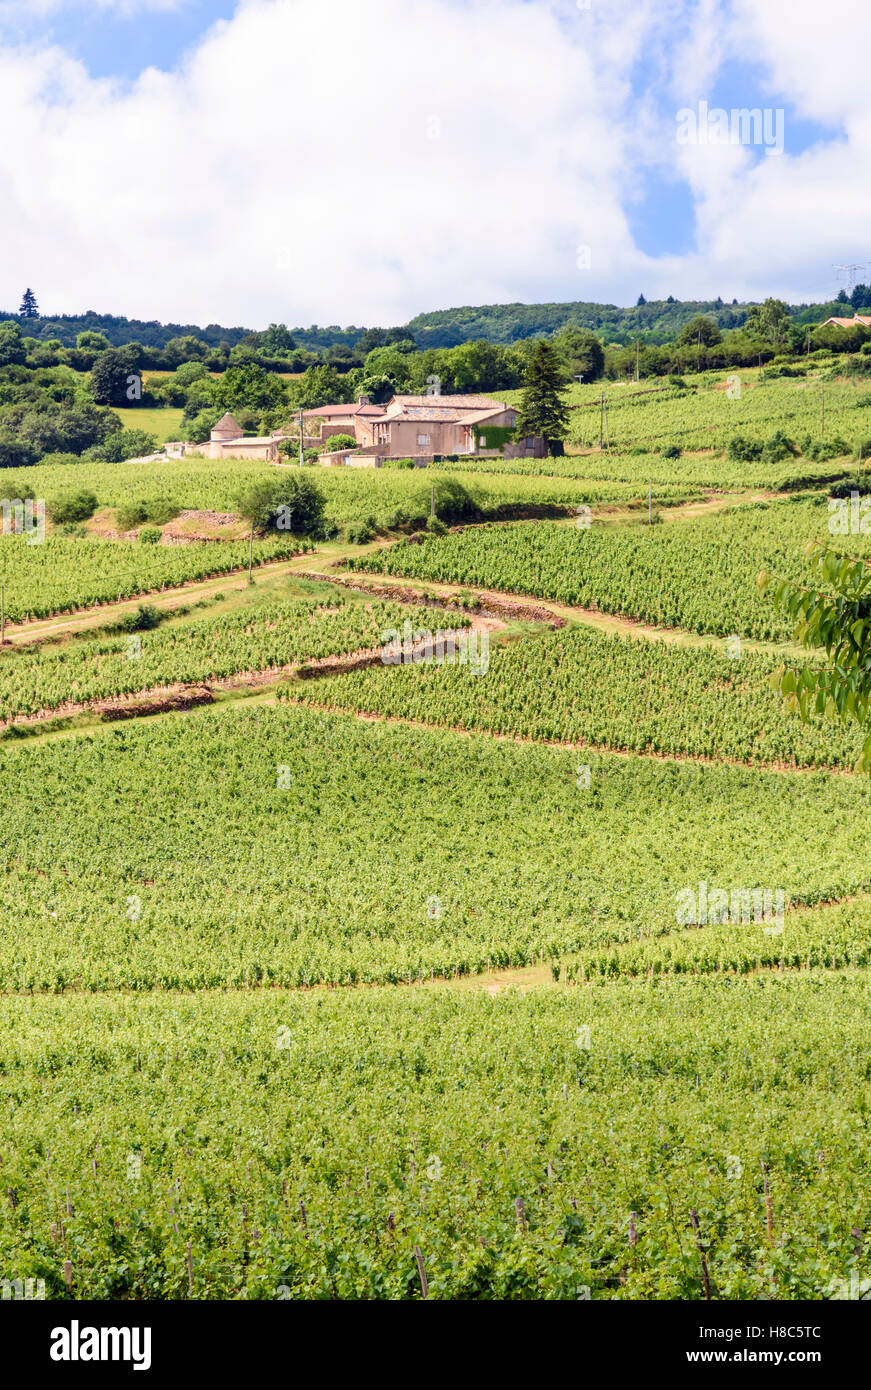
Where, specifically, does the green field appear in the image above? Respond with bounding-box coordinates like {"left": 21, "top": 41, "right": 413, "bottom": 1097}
{"left": 1, "top": 702, "right": 870, "bottom": 992}
{"left": 284, "top": 621, "right": 864, "bottom": 768}
{"left": 3, "top": 975, "right": 869, "bottom": 1300}
{"left": 3, "top": 360, "right": 871, "bottom": 1303}
{"left": 346, "top": 496, "right": 871, "bottom": 640}
{"left": 114, "top": 406, "right": 186, "bottom": 444}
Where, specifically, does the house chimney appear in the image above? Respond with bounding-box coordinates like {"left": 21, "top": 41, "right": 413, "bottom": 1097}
{"left": 358, "top": 395, "right": 370, "bottom": 407}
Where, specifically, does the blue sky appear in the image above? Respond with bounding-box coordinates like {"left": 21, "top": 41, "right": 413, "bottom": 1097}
{"left": 0, "top": 2, "right": 236, "bottom": 80}
{"left": 0, "top": 0, "right": 867, "bottom": 327}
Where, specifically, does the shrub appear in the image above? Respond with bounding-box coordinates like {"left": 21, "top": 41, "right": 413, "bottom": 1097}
{"left": 660, "top": 444, "right": 681, "bottom": 459}
{"left": 115, "top": 497, "right": 180, "bottom": 531}
{"left": 139, "top": 526, "right": 162, "bottom": 545}
{"left": 803, "top": 436, "right": 851, "bottom": 462}
{"left": 411, "top": 477, "right": 482, "bottom": 526}
{"left": 322, "top": 433, "right": 358, "bottom": 452}
{"left": 346, "top": 521, "right": 375, "bottom": 544}
{"left": 86, "top": 428, "right": 157, "bottom": 463}
{"left": 117, "top": 604, "right": 161, "bottom": 633}
{"left": 427, "top": 516, "right": 448, "bottom": 536}
{"left": 235, "top": 473, "right": 326, "bottom": 537}
{"left": 727, "top": 434, "right": 764, "bottom": 463}
{"left": 48, "top": 489, "right": 98, "bottom": 524}
{"left": 761, "top": 429, "right": 798, "bottom": 464}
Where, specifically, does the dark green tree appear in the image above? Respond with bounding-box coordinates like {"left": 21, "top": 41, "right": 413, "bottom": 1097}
{"left": 513, "top": 339, "right": 570, "bottom": 455}
{"left": 19, "top": 288, "right": 39, "bottom": 318}
{"left": 0, "top": 321, "right": 26, "bottom": 367}
{"left": 759, "top": 542, "right": 871, "bottom": 771}
{"left": 90, "top": 349, "right": 133, "bottom": 405}
{"left": 553, "top": 325, "right": 605, "bottom": 382}
{"left": 676, "top": 314, "right": 722, "bottom": 347}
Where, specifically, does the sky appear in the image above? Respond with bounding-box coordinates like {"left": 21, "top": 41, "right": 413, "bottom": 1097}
{"left": 0, "top": 0, "right": 867, "bottom": 329}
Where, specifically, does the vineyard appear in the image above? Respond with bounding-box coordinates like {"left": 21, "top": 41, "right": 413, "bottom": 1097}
{"left": 0, "top": 590, "right": 463, "bottom": 723}
{"left": 0, "top": 533, "right": 304, "bottom": 623}
{"left": 502, "top": 369, "right": 871, "bottom": 455}
{"left": 348, "top": 497, "right": 871, "bottom": 640}
{"left": 1, "top": 704, "right": 870, "bottom": 993}
{"left": 1, "top": 976, "right": 869, "bottom": 1300}
{"left": 0, "top": 454, "right": 693, "bottom": 535}
{"left": 283, "top": 622, "right": 865, "bottom": 769}
{"left": 2, "top": 358, "right": 871, "bottom": 1303}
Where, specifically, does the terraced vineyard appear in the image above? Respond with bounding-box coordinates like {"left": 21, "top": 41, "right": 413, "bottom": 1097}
{"left": 284, "top": 623, "right": 864, "bottom": 768}
{"left": 0, "top": 455, "right": 693, "bottom": 535}
{"left": 348, "top": 497, "right": 871, "bottom": 640}
{"left": 3, "top": 358, "right": 871, "bottom": 1306}
{"left": 1, "top": 703, "right": 870, "bottom": 993}
{"left": 0, "top": 590, "right": 463, "bottom": 723}
{"left": 502, "top": 370, "right": 871, "bottom": 455}
{"left": 0, "top": 533, "right": 304, "bottom": 623}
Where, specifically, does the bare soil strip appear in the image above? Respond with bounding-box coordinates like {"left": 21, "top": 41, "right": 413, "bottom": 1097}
{"left": 0, "top": 617, "right": 502, "bottom": 733}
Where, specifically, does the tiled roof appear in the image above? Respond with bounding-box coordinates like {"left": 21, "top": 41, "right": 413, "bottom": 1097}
{"left": 822, "top": 315, "right": 871, "bottom": 328}
{"left": 302, "top": 402, "right": 385, "bottom": 418}
{"left": 458, "top": 406, "right": 517, "bottom": 425}
{"left": 212, "top": 412, "right": 243, "bottom": 434}
{"left": 390, "top": 394, "right": 508, "bottom": 411}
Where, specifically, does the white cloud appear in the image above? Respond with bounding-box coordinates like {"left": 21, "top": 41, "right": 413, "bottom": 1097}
{"left": 0, "top": 0, "right": 869, "bottom": 327}
{"left": 0, "top": 0, "right": 661, "bottom": 324}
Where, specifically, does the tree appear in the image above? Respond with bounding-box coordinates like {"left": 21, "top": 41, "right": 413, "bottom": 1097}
{"left": 744, "top": 297, "right": 792, "bottom": 351}
{"left": 289, "top": 364, "right": 352, "bottom": 410}
{"left": 676, "top": 315, "right": 722, "bottom": 348}
{"left": 636, "top": 294, "right": 647, "bottom": 306}
{"left": 235, "top": 473, "right": 326, "bottom": 537}
{"left": 90, "top": 349, "right": 133, "bottom": 405}
{"left": 513, "top": 339, "right": 570, "bottom": 454}
{"left": 361, "top": 346, "right": 414, "bottom": 392}
{"left": 76, "top": 331, "right": 109, "bottom": 352}
{"left": 212, "top": 362, "right": 287, "bottom": 414}
{"left": 19, "top": 288, "right": 38, "bottom": 318}
{"left": 553, "top": 326, "right": 605, "bottom": 382}
{"left": 758, "top": 542, "right": 871, "bottom": 771}
{"left": 86, "top": 428, "right": 157, "bottom": 463}
{"left": 0, "top": 321, "right": 26, "bottom": 367}
{"left": 262, "top": 323, "right": 297, "bottom": 354}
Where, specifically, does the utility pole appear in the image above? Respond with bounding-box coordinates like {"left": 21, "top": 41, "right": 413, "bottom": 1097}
{"left": 1, "top": 582, "right": 5, "bottom": 646}
{"left": 821, "top": 387, "right": 825, "bottom": 441}
{"left": 298, "top": 408, "right": 304, "bottom": 468}
{"left": 599, "top": 391, "right": 605, "bottom": 448}
{"left": 247, "top": 519, "right": 255, "bottom": 585}
{"left": 697, "top": 327, "right": 702, "bottom": 374}
{"left": 635, "top": 339, "right": 640, "bottom": 383}
{"left": 806, "top": 326, "right": 811, "bottom": 356}
{"left": 430, "top": 485, "right": 435, "bottom": 521}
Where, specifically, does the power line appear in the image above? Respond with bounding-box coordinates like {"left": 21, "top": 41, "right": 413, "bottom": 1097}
{"left": 834, "top": 263, "right": 866, "bottom": 296}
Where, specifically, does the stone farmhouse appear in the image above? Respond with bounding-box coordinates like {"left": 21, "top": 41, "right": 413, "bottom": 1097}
{"left": 304, "top": 393, "right": 545, "bottom": 466}
{"left": 176, "top": 412, "right": 287, "bottom": 462}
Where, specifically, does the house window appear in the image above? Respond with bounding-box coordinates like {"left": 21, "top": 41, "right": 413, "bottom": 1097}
{"left": 417, "top": 434, "right": 430, "bottom": 447}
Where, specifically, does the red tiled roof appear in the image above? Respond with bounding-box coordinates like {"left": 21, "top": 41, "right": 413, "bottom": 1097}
{"left": 390, "top": 394, "right": 508, "bottom": 411}
{"left": 822, "top": 315, "right": 871, "bottom": 328}
{"left": 302, "top": 402, "right": 385, "bottom": 418}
